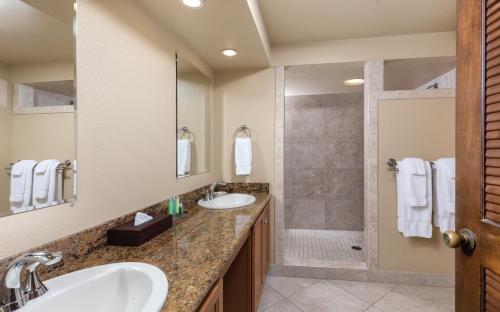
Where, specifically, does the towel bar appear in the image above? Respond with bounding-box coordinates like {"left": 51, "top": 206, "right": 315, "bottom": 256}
{"left": 4, "top": 160, "right": 73, "bottom": 175}
{"left": 234, "top": 125, "right": 251, "bottom": 138}
{"left": 177, "top": 126, "right": 194, "bottom": 141}
{"left": 387, "top": 158, "right": 436, "bottom": 172}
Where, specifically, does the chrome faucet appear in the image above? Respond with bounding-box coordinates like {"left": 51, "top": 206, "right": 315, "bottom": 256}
{"left": 205, "top": 181, "right": 226, "bottom": 201}
{"left": 0, "top": 251, "right": 62, "bottom": 312}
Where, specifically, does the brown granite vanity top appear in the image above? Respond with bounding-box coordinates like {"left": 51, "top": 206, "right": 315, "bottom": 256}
{"left": 39, "top": 193, "right": 271, "bottom": 312}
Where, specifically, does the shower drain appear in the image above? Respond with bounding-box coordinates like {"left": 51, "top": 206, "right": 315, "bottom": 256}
{"left": 351, "top": 245, "right": 362, "bottom": 251}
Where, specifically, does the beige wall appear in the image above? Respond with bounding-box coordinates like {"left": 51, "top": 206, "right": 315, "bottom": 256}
{"left": 0, "top": 62, "right": 12, "bottom": 216}
{"left": 215, "top": 68, "right": 276, "bottom": 261}
{"left": 10, "top": 61, "right": 74, "bottom": 84}
{"left": 0, "top": 0, "right": 220, "bottom": 259}
{"left": 378, "top": 97, "right": 455, "bottom": 274}
{"left": 10, "top": 113, "right": 75, "bottom": 200}
{"left": 11, "top": 113, "right": 74, "bottom": 161}
{"left": 272, "top": 32, "right": 456, "bottom": 67}
{"left": 216, "top": 69, "right": 275, "bottom": 185}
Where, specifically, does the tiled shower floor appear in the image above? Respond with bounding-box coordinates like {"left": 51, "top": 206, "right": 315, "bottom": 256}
{"left": 285, "top": 229, "right": 367, "bottom": 269}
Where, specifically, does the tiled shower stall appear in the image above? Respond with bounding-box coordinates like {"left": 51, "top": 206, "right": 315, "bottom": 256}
{"left": 284, "top": 91, "right": 366, "bottom": 268}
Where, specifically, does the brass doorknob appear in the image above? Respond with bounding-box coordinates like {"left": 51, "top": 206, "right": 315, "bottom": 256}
{"left": 443, "top": 229, "right": 476, "bottom": 252}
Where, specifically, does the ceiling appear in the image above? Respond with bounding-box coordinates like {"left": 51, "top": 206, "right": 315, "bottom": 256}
{"left": 0, "top": 0, "right": 456, "bottom": 72}
{"left": 285, "top": 62, "right": 364, "bottom": 96}
{"left": 138, "top": 0, "right": 456, "bottom": 70}
{"left": 0, "top": 0, "right": 74, "bottom": 65}
{"left": 258, "top": 0, "right": 456, "bottom": 45}
{"left": 138, "top": 0, "right": 270, "bottom": 70}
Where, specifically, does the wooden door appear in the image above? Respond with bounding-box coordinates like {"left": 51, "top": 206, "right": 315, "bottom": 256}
{"left": 456, "top": 0, "right": 500, "bottom": 310}
{"left": 198, "top": 279, "right": 223, "bottom": 312}
{"left": 252, "top": 212, "right": 263, "bottom": 312}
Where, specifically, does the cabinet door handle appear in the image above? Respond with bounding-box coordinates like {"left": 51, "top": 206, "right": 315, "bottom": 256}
{"left": 263, "top": 218, "right": 268, "bottom": 224}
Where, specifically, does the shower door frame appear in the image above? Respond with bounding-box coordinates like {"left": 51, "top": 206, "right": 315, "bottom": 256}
{"left": 273, "top": 65, "right": 376, "bottom": 269}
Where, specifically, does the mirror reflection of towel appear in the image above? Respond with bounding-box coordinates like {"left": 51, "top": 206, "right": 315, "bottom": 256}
{"left": 33, "top": 160, "right": 62, "bottom": 209}
{"left": 9, "top": 160, "right": 37, "bottom": 214}
{"left": 177, "top": 139, "right": 191, "bottom": 176}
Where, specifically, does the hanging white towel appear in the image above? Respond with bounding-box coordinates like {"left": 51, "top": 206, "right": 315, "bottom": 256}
{"left": 177, "top": 139, "right": 191, "bottom": 176}
{"left": 397, "top": 159, "right": 433, "bottom": 238}
{"left": 400, "top": 158, "right": 428, "bottom": 207}
{"left": 235, "top": 137, "right": 252, "bottom": 176}
{"left": 433, "top": 158, "right": 456, "bottom": 232}
{"left": 9, "top": 160, "right": 37, "bottom": 214}
{"left": 33, "top": 159, "right": 58, "bottom": 209}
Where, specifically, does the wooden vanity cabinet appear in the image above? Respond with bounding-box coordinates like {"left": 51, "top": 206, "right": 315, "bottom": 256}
{"left": 252, "top": 203, "right": 270, "bottom": 312}
{"left": 198, "top": 279, "right": 223, "bottom": 312}
{"left": 198, "top": 202, "right": 270, "bottom": 312}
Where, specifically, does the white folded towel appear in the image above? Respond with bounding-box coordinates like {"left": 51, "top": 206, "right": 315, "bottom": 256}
{"left": 399, "top": 158, "right": 428, "bottom": 207}
{"left": 9, "top": 162, "right": 25, "bottom": 204}
{"left": 397, "top": 159, "right": 433, "bottom": 238}
{"left": 433, "top": 158, "right": 456, "bottom": 232}
{"left": 235, "top": 137, "right": 252, "bottom": 176}
{"left": 34, "top": 159, "right": 54, "bottom": 174}
{"left": 177, "top": 139, "right": 191, "bottom": 176}
{"left": 33, "top": 159, "right": 59, "bottom": 209}
{"left": 9, "top": 160, "right": 37, "bottom": 214}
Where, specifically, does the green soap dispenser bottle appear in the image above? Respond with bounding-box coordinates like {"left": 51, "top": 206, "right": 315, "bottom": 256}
{"left": 168, "top": 197, "right": 175, "bottom": 215}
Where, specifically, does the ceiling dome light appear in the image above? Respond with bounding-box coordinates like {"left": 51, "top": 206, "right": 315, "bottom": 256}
{"left": 343, "top": 78, "right": 364, "bottom": 86}
{"left": 181, "top": 0, "right": 204, "bottom": 9}
{"left": 221, "top": 49, "right": 239, "bottom": 57}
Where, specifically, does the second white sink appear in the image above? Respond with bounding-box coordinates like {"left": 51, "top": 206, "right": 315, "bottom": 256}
{"left": 20, "top": 262, "right": 168, "bottom": 312}
{"left": 198, "top": 193, "right": 256, "bottom": 209}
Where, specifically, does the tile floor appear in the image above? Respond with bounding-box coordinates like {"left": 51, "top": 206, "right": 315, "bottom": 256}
{"left": 285, "top": 229, "right": 366, "bottom": 269}
{"left": 258, "top": 276, "right": 454, "bottom": 312}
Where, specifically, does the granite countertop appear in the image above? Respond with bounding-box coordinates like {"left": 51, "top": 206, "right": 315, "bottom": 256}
{"left": 42, "top": 193, "right": 271, "bottom": 312}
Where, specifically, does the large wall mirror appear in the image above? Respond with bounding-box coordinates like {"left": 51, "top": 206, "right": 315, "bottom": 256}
{"left": 176, "top": 54, "right": 212, "bottom": 178}
{"left": 0, "top": 0, "right": 76, "bottom": 217}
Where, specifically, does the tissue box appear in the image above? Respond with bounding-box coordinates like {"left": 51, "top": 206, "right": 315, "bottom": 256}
{"left": 107, "top": 214, "right": 173, "bottom": 246}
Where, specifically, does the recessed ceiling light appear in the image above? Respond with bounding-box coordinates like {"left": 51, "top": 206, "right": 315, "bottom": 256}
{"left": 180, "top": 0, "right": 204, "bottom": 9}
{"left": 343, "top": 78, "right": 364, "bottom": 86}
{"left": 221, "top": 49, "right": 239, "bottom": 57}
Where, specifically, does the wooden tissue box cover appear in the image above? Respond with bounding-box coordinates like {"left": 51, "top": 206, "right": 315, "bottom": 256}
{"left": 107, "top": 214, "right": 173, "bottom": 247}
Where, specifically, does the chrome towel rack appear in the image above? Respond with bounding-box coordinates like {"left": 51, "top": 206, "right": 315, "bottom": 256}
{"left": 5, "top": 160, "right": 73, "bottom": 175}
{"left": 234, "top": 125, "right": 251, "bottom": 138}
{"left": 387, "top": 158, "right": 399, "bottom": 172}
{"left": 177, "top": 126, "right": 194, "bottom": 141}
{"left": 387, "top": 158, "right": 436, "bottom": 172}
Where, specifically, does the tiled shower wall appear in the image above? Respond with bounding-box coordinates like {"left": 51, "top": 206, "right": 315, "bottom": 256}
{"left": 284, "top": 93, "right": 364, "bottom": 231}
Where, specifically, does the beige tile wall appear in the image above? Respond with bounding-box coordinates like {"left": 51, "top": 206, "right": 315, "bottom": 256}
{"left": 284, "top": 93, "right": 364, "bottom": 230}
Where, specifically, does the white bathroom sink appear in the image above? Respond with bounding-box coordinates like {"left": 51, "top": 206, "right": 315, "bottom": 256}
{"left": 19, "top": 262, "right": 168, "bottom": 312}
{"left": 198, "top": 193, "right": 256, "bottom": 209}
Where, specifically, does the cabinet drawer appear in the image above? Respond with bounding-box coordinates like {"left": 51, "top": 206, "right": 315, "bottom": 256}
{"left": 198, "top": 279, "right": 223, "bottom": 312}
